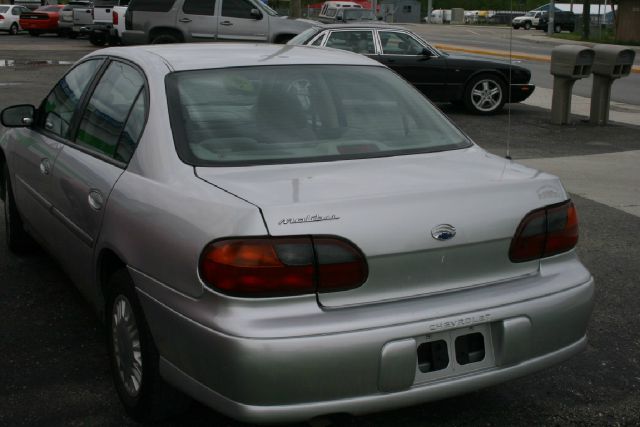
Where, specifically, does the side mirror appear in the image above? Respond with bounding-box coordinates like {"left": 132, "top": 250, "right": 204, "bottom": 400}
{"left": 1, "top": 105, "right": 35, "bottom": 128}
{"left": 250, "top": 8, "right": 262, "bottom": 20}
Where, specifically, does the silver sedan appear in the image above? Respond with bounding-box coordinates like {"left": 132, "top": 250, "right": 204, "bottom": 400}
{"left": 0, "top": 44, "right": 593, "bottom": 423}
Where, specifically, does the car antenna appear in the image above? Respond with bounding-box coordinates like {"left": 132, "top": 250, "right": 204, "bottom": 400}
{"left": 506, "top": 0, "right": 514, "bottom": 160}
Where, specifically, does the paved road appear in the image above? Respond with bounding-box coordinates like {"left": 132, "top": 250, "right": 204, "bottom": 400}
{"left": 1, "top": 37, "right": 640, "bottom": 427}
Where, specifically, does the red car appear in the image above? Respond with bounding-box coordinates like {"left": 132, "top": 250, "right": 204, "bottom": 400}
{"left": 19, "top": 4, "right": 64, "bottom": 36}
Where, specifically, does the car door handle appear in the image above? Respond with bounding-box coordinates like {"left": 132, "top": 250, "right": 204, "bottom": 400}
{"left": 178, "top": 17, "right": 192, "bottom": 23}
{"left": 88, "top": 189, "right": 104, "bottom": 211}
{"left": 39, "top": 158, "right": 51, "bottom": 175}
{"left": 220, "top": 21, "right": 233, "bottom": 26}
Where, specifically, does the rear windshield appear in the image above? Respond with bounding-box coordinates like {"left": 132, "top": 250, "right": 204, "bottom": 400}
{"left": 166, "top": 65, "right": 471, "bottom": 166}
{"left": 0, "top": 6, "right": 9, "bottom": 13}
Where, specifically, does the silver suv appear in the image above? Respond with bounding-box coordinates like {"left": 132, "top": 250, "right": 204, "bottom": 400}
{"left": 122, "top": 0, "right": 313, "bottom": 45}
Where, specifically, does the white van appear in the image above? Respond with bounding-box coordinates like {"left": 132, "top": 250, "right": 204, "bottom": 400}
{"left": 318, "top": 1, "right": 363, "bottom": 23}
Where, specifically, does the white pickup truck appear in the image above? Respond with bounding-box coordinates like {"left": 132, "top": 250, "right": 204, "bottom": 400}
{"left": 77, "top": 0, "right": 129, "bottom": 46}
{"left": 511, "top": 10, "right": 543, "bottom": 30}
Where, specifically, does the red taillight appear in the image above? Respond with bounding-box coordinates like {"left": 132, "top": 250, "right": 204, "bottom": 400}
{"left": 509, "top": 200, "right": 579, "bottom": 262}
{"left": 112, "top": 10, "right": 118, "bottom": 25}
{"left": 0, "top": 14, "right": 4, "bottom": 21}
{"left": 199, "top": 236, "right": 368, "bottom": 297}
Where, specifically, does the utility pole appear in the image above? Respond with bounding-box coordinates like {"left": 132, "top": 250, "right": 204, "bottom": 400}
{"left": 582, "top": 0, "right": 591, "bottom": 40}
{"left": 548, "top": 0, "right": 556, "bottom": 34}
{"left": 427, "top": 0, "right": 433, "bottom": 23}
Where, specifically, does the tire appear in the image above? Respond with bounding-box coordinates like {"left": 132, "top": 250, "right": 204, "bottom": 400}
{"left": 523, "top": 21, "right": 531, "bottom": 30}
{"left": 463, "top": 74, "right": 506, "bottom": 115}
{"left": 150, "top": 33, "right": 179, "bottom": 44}
{"left": 554, "top": 24, "right": 562, "bottom": 33}
{"left": 3, "top": 165, "right": 35, "bottom": 254}
{"left": 106, "top": 269, "right": 190, "bottom": 422}
{"left": 89, "top": 32, "right": 107, "bottom": 46}
{"left": 9, "top": 23, "right": 19, "bottom": 36}
{"left": 512, "top": 24, "right": 520, "bottom": 30}
{"left": 29, "top": 30, "right": 40, "bottom": 37}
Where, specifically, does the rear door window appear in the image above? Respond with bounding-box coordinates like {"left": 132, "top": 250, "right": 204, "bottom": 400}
{"left": 183, "top": 0, "right": 216, "bottom": 15}
{"left": 128, "top": 0, "right": 176, "bottom": 12}
{"left": 75, "top": 61, "right": 146, "bottom": 162}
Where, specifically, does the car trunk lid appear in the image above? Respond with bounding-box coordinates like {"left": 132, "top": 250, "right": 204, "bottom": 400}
{"left": 195, "top": 147, "right": 567, "bottom": 307}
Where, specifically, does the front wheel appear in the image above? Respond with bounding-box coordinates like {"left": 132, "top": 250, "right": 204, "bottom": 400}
{"left": 523, "top": 21, "right": 531, "bottom": 30}
{"left": 9, "top": 23, "right": 19, "bottom": 35}
{"left": 3, "top": 165, "right": 35, "bottom": 254}
{"left": 106, "top": 269, "right": 189, "bottom": 422}
{"left": 463, "top": 74, "right": 506, "bottom": 115}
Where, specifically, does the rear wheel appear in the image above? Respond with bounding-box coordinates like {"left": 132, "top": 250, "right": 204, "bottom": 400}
{"left": 9, "top": 23, "right": 19, "bottom": 35}
{"left": 89, "top": 32, "right": 107, "bottom": 46}
{"left": 3, "top": 165, "right": 35, "bottom": 254}
{"left": 106, "top": 269, "right": 189, "bottom": 422}
{"left": 150, "top": 33, "right": 180, "bottom": 44}
{"left": 463, "top": 74, "right": 506, "bottom": 115}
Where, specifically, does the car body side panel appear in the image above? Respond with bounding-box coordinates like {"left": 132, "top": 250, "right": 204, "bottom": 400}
{"left": 47, "top": 146, "right": 125, "bottom": 309}
{"left": 176, "top": 4, "right": 218, "bottom": 41}
{"left": 3, "top": 128, "right": 64, "bottom": 248}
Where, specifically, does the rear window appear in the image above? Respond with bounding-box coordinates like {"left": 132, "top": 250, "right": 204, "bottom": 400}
{"left": 166, "top": 65, "right": 471, "bottom": 166}
{"left": 129, "top": 0, "right": 176, "bottom": 12}
{"left": 0, "top": 6, "right": 9, "bottom": 13}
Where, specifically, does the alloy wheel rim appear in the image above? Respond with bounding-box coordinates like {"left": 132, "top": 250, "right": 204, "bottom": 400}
{"left": 112, "top": 295, "right": 143, "bottom": 398}
{"left": 471, "top": 79, "right": 502, "bottom": 112}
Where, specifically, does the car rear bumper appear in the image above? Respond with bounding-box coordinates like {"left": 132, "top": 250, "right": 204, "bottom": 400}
{"left": 510, "top": 84, "right": 535, "bottom": 103}
{"left": 132, "top": 254, "right": 593, "bottom": 423}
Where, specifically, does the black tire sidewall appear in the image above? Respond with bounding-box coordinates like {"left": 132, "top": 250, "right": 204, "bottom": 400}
{"left": 10, "top": 23, "right": 19, "bottom": 35}
{"left": 151, "top": 34, "right": 178, "bottom": 44}
{"left": 3, "top": 166, "right": 32, "bottom": 253}
{"left": 524, "top": 21, "right": 531, "bottom": 30}
{"left": 106, "top": 270, "right": 159, "bottom": 420}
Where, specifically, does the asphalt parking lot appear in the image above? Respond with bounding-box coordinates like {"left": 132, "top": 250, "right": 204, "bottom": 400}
{"left": 1, "top": 34, "right": 640, "bottom": 426}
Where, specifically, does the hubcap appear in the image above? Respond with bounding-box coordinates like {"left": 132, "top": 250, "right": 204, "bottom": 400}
{"left": 470, "top": 79, "right": 502, "bottom": 112}
{"left": 112, "top": 295, "right": 143, "bottom": 397}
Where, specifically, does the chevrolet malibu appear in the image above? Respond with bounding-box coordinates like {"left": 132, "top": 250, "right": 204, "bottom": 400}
{"left": 0, "top": 44, "right": 593, "bottom": 423}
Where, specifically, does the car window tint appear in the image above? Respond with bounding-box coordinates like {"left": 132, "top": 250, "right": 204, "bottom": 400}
{"left": 0, "top": 6, "right": 9, "bottom": 13}
{"left": 166, "top": 65, "right": 471, "bottom": 166}
{"left": 183, "top": 0, "right": 215, "bottom": 15}
{"left": 379, "top": 31, "right": 424, "bottom": 55}
{"left": 115, "top": 89, "right": 146, "bottom": 163}
{"left": 326, "top": 31, "right": 374, "bottom": 54}
{"left": 76, "top": 61, "right": 145, "bottom": 159}
{"left": 128, "top": 0, "right": 175, "bottom": 12}
{"left": 42, "top": 59, "right": 102, "bottom": 139}
{"left": 221, "top": 0, "right": 253, "bottom": 18}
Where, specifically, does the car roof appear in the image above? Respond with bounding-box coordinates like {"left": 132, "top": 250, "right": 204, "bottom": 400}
{"left": 93, "top": 43, "right": 383, "bottom": 72}
{"left": 312, "top": 22, "right": 410, "bottom": 31}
